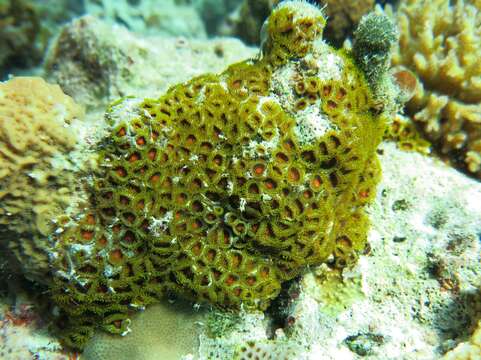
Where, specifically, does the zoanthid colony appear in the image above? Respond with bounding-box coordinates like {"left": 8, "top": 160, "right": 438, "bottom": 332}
{"left": 49, "top": 1, "right": 393, "bottom": 349}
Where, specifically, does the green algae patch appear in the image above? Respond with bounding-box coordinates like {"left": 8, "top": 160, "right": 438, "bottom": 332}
{"left": 47, "top": 1, "right": 396, "bottom": 349}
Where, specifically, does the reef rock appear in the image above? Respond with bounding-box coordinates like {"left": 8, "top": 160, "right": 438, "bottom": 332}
{"left": 84, "top": 0, "right": 206, "bottom": 38}
{"left": 45, "top": 15, "right": 256, "bottom": 111}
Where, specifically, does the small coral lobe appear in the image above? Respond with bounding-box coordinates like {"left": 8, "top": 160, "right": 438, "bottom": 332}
{"left": 49, "top": 1, "right": 386, "bottom": 349}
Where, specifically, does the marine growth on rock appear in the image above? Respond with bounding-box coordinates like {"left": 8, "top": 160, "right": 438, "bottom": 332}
{"left": 47, "top": 0, "right": 396, "bottom": 349}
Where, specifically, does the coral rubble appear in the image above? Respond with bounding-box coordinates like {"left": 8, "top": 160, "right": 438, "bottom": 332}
{"left": 45, "top": 1, "right": 398, "bottom": 349}
{"left": 0, "top": 292, "right": 68, "bottom": 359}
{"left": 0, "top": 77, "right": 86, "bottom": 283}
{"left": 389, "top": 0, "right": 481, "bottom": 180}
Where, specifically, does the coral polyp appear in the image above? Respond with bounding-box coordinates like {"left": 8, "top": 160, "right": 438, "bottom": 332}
{"left": 48, "top": 1, "right": 393, "bottom": 349}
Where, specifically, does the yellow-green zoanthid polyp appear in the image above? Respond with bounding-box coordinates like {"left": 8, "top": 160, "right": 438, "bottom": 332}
{"left": 50, "top": 0, "right": 394, "bottom": 349}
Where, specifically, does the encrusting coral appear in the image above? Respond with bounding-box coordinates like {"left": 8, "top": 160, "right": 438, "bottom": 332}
{"left": 83, "top": 300, "right": 204, "bottom": 360}
{"left": 32, "top": 0, "right": 399, "bottom": 350}
{"left": 0, "top": 77, "right": 86, "bottom": 283}
{"left": 389, "top": 0, "right": 481, "bottom": 180}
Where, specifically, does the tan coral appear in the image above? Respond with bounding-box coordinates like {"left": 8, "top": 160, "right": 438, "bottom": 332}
{"left": 83, "top": 300, "right": 204, "bottom": 360}
{"left": 442, "top": 320, "right": 481, "bottom": 360}
{"left": 0, "top": 77, "right": 85, "bottom": 283}
{"left": 389, "top": 0, "right": 481, "bottom": 179}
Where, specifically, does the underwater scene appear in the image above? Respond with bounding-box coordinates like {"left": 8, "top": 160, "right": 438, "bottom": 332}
{"left": 0, "top": 0, "right": 480, "bottom": 359}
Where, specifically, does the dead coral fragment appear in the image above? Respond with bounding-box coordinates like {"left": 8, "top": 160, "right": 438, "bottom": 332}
{"left": 389, "top": 0, "right": 481, "bottom": 179}
{"left": 50, "top": 1, "right": 388, "bottom": 350}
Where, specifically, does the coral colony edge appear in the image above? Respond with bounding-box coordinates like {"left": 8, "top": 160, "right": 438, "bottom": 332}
{"left": 0, "top": 1, "right": 480, "bottom": 359}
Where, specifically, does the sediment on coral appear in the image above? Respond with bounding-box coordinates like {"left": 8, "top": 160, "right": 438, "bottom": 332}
{"left": 388, "top": 0, "right": 481, "bottom": 180}
{"left": 0, "top": 77, "right": 87, "bottom": 284}
{"left": 46, "top": 1, "right": 397, "bottom": 350}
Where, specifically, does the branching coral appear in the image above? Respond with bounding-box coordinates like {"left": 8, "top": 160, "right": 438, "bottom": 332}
{"left": 0, "top": 77, "right": 85, "bottom": 283}
{"left": 44, "top": 0, "right": 398, "bottom": 350}
{"left": 389, "top": 0, "right": 481, "bottom": 179}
